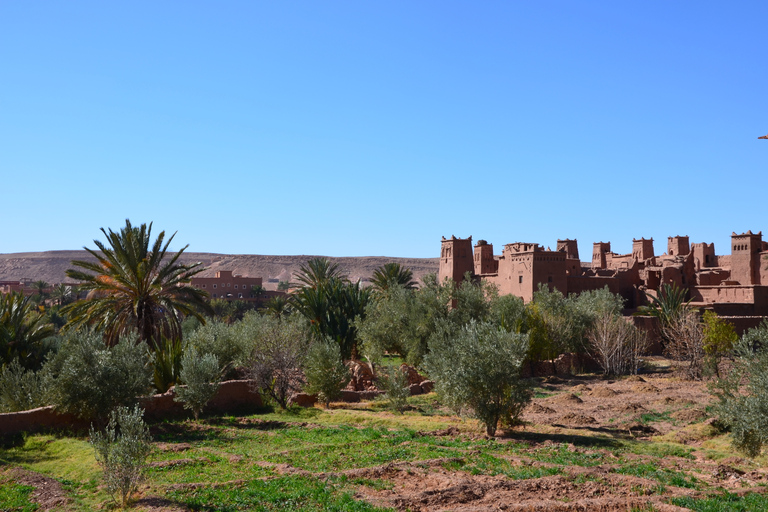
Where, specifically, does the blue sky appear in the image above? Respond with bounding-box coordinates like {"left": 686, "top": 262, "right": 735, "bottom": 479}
{"left": 1, "top": 2, "right": 766, "bottom": 258}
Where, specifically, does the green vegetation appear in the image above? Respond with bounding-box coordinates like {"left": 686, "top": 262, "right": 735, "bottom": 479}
{"left": 174, "top": 349, "right": 221, "bottom": 420}
{"left": 63, "top": 219, "right": 211, "bottom": 347}
{"left": 303, "top": 338, "right": 350, "bottom": 407}
{"left": 0, "top": 482, "right": 38, "bottom": 511}
{"left": 711, "top": 320, "right": 768, "bottom": 457}
{"left": 424, "top": 320, "right": 531, "bottom": 435}
{"left": 671, "top": 492, "right": 768, "bottom": 511}
{"left": 89, "top": 405, "right": 152, "bottom": 508}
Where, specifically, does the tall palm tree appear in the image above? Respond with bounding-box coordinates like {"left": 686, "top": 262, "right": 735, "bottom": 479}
{"left": 63, "top": 220, "right": 212, "bottom": 347}
{"left": 370, "top": 262, "right": 417, "bottom": 292}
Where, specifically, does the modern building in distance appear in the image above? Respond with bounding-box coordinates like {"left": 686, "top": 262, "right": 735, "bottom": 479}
{"left": 439, "top": 231, "right": 768, "bottom": 318}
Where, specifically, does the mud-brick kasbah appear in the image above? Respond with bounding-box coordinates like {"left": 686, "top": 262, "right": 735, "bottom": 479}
{"left": 439, "top": 230, "right": 768, "bottom": 333}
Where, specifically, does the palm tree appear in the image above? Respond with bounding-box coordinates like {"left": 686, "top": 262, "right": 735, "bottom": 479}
{"left": 51, "top": 283, "right": 74, "bottom": 306}
{"left": 293, "top": 257, "right": 347, "bottom": 288}
{"left": 32, "top": 280, "right": 50, "bottom": 305}
{"left": 370, "top": 262, "right": 417, "bottom": 292}
{"left": 63, "top": 219, "right": 212, "bottom": 348}
{"left": 0, "top": 291, "right": 55, "bottom": 368}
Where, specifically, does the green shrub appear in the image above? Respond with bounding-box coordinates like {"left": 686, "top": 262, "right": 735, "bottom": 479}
{"left": 0, "top": 359, "right": 51, "bottom": 412}
{"left": 303, "top": 339, "right": 350, "bottom": 407}
{"left": 47, "top": 330, "right": 153, "bottom": 420}
{"left": 186, "top": 319, "right": 249, "bottom": 378}
{"left": 378, "top": 365, "right": 410, "bottom": 414}
{"left": 248, "top": 315, "right": 312, "bottom": 408}
{"left": 89, "top": 405, "right": 152, "bottom": 509}
{"left": 702, "top": 311, "right": 738, "bottom": 377}
{"left": 711, "top": 325, "right": 768, "bottom": 457}
{"left": 151, "top": 336, "right": 184, "bottom": 393}
{"left": 424, "top": 320, "right": 531, "bottom": 436}
{"left": 174, "top": 349, "right": 221, "bottom": 419}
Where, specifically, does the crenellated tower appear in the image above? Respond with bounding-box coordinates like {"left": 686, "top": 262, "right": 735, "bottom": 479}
{"left": 439, "top": 235, "right": 474, "bottom": 284}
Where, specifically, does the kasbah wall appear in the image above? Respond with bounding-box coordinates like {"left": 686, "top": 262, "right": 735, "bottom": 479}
{"left": 439, "top": 231, "right": 768, "bottom": 332}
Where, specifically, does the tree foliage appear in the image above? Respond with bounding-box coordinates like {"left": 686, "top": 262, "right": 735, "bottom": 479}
{"left": 63, "top": 219, "right": 211, "bottom": 348}
{"left": 47, "top": 330, "right": 153, "bottom": 420}
{"left": 712, "top": 321, "right": 768, "bottom": 457}
{"left": 0, "top": 291, "right": 55, "bottom": 369}
{"left": 424, "top": 321, "right": 531, "bottom": 436}
{"left": 370, "top": 262, "right": 417, "bottom": 292}
{"left": 303, "top": 338, "right": 350, "bottom": 407}
{"left": 174, "top": 348, "right": 221, "bottom": 419}
{"left": 247, "top": 315, "right": 312, "bottom": 408}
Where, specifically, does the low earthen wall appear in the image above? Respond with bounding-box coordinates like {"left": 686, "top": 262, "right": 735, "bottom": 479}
{"left": 0, "top": 380, "right": 263, "bottom": 437}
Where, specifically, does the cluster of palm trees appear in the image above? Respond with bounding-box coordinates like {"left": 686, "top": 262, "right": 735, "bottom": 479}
{"left": 2, "top": 218, "right": 422, "bottom": 369}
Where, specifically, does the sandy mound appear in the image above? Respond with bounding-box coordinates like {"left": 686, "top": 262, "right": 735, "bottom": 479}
{"left": 589, "top": 387, "right": 618, "bottom": 398}
{"left": 625, "top": 375, "right": 646, "bottom": 382}
{"left": 632, "top": 383, "right": 660, "bottom": 393}
{"left": 528, "top": 403, "right": 556, "bottom": 414}
{"left": 558, "top": 413, "right": 597, "bottom": 425}
{"left": 671, "top": 408, "right": 707, "bottom": 423}
{"left": 548, "top": 393, "right": 583, "bottom": 404}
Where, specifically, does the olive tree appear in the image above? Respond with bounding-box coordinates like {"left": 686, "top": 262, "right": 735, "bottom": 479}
{"left": 424, "top": 320, "right": 531, "bottom": 436}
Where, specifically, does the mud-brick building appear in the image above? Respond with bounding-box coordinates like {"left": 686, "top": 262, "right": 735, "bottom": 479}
{"left": 439, "top": 231, "right": 768, "bottom": 319}
{"left": 190, "top": 270, "right": 263, "bottom": 300}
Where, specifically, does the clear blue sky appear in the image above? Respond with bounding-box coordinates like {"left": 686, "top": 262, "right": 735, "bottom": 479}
{"left": 1, "top": 2, "right": 766, "bottom": 258}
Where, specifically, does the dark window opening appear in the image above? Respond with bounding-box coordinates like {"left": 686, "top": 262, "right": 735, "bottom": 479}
{"left": 519, "top": 276, "right": 523, "bottom": 284}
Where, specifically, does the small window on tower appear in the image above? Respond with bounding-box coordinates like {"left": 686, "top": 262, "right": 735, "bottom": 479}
{"left": 519, "top": 276, "right": 523, "bottom": 284}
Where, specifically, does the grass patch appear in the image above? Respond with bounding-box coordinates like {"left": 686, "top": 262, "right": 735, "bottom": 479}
{"left": 166, "top": 475, "right": 393, "bottom": 511}
{"left": 0, "top": 483, "right": 39, "bottom": 511}
{"left": 670, "top": 491, "right": 768, "bottom": 511}
{"left": 0, "top": 434, "right": 100, "bottom": 483}
{"left": 615, "top": 462, "right": 698, "bottom": 488}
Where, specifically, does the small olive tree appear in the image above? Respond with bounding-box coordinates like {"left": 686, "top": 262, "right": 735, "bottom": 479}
{"left": 712, "top": 322, "right": 768, "bottom": 457}
{"left": 174, "top": 349, "right": 221, "bottom": 420}
{"left": 303, "top": 338, "right": 350, "bottom": 407}
{"left": 378, "top": 365, "right": 411, "bottom": 414}
{"left": 89, "top": 405, "right": 152, "bottom": 509}
{"left": 424, "top": 320, "right": 531, "bottom": 436}
{"left": 47, "top": 330, "right": 153, "bottom": 420}
{"left": 248, "top": 316, "right": 312, "bottom": 409}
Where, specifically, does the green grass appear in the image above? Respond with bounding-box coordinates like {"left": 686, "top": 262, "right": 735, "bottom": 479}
{"left": 615, "top": 462, "right": 698, "bottom": 489}
{"left": 0, "top": 483, "right": 39, "bottom": 511}
{"left": 670, "top": 491, "right": 768, "bottom": 511}
{"left": 166, "top": 475, "right": 393, "bottom": 511}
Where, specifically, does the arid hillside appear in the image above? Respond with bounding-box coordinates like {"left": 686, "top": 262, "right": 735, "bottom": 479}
{"left": 0, "top": 251, "right": 439, "bottom": 289}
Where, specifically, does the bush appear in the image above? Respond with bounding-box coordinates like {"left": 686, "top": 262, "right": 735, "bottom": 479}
{"left": 303, "top": 339, "right": 350, "bottom": 407}
{"left": 588, "top": 312, "right": 648, "bottom": 376}
{"left": 712, "top": 324, "right": 768, "bottom": 457}
{"left": 186, "top": 319, "right": 250, "bottom": 379}
{"left": 174, "top": 349, "right": 221, "bottom": 420}
{"left": 0, "top": 359, "right": 51, "bottom": 412}
{"left": 702, "top": 311, "right": 738, "bottom": 377}
{"left": 89, "top": 405, "right": 152, "bottom": 508}
{"left": 378, "top": 365, "right": 411, "bottom": 413}
{"left": 47, "top": 330, "right": 153, "bottom": 420}
{"left": 663, "top": 308, "right": 705, "bottom": 380}
{"left": 424, "top": 320, "right": 531, "bottom": 436}
{"left": 248, "top": 316, "right": 312, "bottom": 409}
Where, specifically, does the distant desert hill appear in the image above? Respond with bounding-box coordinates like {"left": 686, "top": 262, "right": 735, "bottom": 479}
{"left": 0, "top": 251, "right": 439, "bottom": 289}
